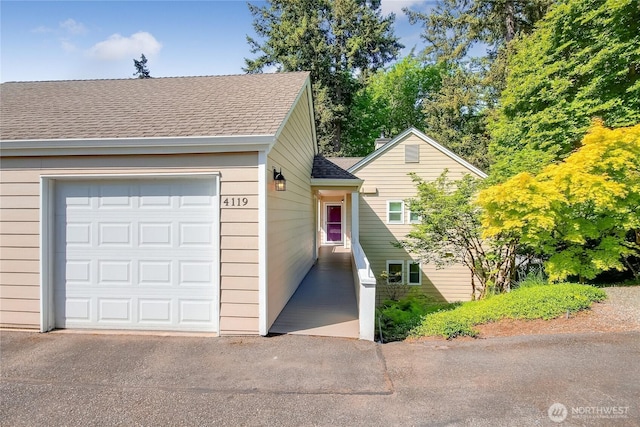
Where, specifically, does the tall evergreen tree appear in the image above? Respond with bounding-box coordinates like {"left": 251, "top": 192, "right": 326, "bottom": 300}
{"left": 405, "top": 0, "right": 554, "bottom": 62}
{"left": 133, "top": 54, "right": 151, "bottom": 79}
{"left": 245, "top": 0, "right": 402, "bottom": 154}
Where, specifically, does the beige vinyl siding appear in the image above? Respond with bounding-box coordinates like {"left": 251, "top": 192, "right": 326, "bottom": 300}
{"left": 266, "top": 89, "right": 316, "bottom": 328}
{"left": 0, "top": 178, "right": 40, "bottom": 328}
{"left": 355, "top": 133, "right": 484, "bottom": 302}
{"left": 0, "top": 152, "right": 260, "bottom": 333}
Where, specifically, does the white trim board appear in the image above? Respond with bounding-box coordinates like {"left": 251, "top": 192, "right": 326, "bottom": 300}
{"left": 1, "top": 135, "right": 275, "bottom": 157}
{"left": 258, "top": 151, "right": 268, "bottom": 336}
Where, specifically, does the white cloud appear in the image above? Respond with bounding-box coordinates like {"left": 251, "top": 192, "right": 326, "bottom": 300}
{"left": 87, "top": 31, "right": 162, "bottom": 61}
{"left": 60, "top": 40, "right": 77, "bottom": 53}
{"left": 381, "top": 0, "right": 434, "bottom": 18}
{"left": 60, "top": 18, "right": 87, "bottom": 35}
{"left": 32, "top": 25, "right": 53, "bottom": 34}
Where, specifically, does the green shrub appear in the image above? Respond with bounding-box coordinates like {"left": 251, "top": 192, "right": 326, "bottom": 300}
{"left": 410, "top": 284, "right": 607, "bottom": 339}
{"left": 375, "top": 293, "right": 457, "bottom": 342}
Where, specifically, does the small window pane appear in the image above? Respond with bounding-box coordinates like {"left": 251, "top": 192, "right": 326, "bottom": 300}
{"left": 388, "top": 263, "right": 403, "bottom": 284}
{"left": 409, "top": 211, "right": 420, "bottom": 223}
{"left": 388, "top": 201, "right": 403, "bottom": 224}
{"left": 389, "top": 212, "right": 402, "bottom": 222}
{"left": 409, "top": 263, "right": 420, "bottom": 284}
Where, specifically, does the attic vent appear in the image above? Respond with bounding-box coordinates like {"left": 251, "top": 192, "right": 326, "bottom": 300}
{"left": 405, "top": 145, "right": 419, "bottom": 163}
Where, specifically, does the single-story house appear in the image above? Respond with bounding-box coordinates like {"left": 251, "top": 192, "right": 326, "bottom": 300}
{"left": 0, "top": 73, "right": 484, "bottom": 340}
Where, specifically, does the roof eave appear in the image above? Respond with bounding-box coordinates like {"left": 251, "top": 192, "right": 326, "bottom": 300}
{"left": 0, "top": 135, "right": 276, "bottom": 157}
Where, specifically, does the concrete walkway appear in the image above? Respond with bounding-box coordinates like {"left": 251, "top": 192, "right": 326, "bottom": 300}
{"left": 269, "top": 246, "right": 359, "bottom": 338}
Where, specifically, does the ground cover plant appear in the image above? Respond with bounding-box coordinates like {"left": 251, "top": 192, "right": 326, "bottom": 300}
{"left": 375, "top": 293, "right": 458, "bottom": 342}
{"left": 409, "top": 284, "right": 607, "bottom": 339}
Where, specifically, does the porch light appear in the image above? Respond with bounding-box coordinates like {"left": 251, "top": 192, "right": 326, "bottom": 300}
{"left": 273, "top": 168, "right": 286, "bottom": 191}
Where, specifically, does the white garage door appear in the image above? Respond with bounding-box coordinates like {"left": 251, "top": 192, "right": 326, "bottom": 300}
{"left": 54, "top": 177, "right": 218, "bottom": 332}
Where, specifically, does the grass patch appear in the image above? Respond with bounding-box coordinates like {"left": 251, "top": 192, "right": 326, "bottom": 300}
{"left": 409, "top": 284, "right": 607, "bottom": 339}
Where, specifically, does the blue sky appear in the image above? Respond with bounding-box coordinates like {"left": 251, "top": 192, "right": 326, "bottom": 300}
{"left": 0, "top": 0, "right": 436, "bottom": 82}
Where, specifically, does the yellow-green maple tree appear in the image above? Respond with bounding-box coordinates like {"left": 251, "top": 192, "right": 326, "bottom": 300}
{"left": 479, "top": 122, "right": 640, "bottom": 282}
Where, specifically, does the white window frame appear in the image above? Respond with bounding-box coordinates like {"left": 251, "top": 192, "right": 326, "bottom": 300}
{"left": 387, "top": 201, "right": 404, "bottom": 224}
{"left": 322, "top": 202, "right": 344, "bottom": 245}
{"left": 386, "top": 260, "right": 405, "bottom": 285}
{"left": 407, "top": 209, "right": 421, "bottom": 224}
{"left": 406, "top": 261, "right": 422, "bottom": 286}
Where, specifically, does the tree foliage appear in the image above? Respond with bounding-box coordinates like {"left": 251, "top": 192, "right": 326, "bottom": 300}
{"left": 399, "top": 171, "right": 517, "bottom": 299}
{"left": 244, "top": 0, "right": 402, "bottom": 154}
{"left": 421, "top": 62, "right": 493, "bottom": 170}
{"left": 405, "top": 0, "right": 554, "bottom": 62}
{"left": 343, "top": 56, "right": 443, "bottom": 155}
{"left": 489, "top": 0, "right": 640, "bottom": 180}
{"left": 480, "top": 122, "right": 640, "bottom": 282}
{"left": 401, "top": 0, "right": 555, "bottom": 171}
{"left": 133, "top": 54, "right": 151, "bottom": 79}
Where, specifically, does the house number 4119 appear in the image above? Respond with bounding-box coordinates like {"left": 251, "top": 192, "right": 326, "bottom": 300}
{"left": 223, "top": 197, "right": 249, "bottom": 207}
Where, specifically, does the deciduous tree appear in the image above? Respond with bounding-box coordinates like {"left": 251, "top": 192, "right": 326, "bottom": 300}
{"left": 480, "top": 122, "right": 640, "bottom": 282}
{"left": 343, "top": 56, "right": 443, "bottom": 155}
{"left": 399, "top": 171, "right": 517, "bottom": 299}
{"left": 489, "top": 0, "right": 640, "bottom": 180}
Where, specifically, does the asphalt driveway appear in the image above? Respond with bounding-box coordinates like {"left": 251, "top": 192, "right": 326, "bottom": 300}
{"left": 1, "top": 331, "right": 638, "bottom": 426}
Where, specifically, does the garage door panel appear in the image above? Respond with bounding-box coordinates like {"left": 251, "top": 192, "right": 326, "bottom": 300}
{"left": 65, "top": 298, "right": 91, "bottom": 321}
{"left": 180, "top": 223, "right": 213, "bottom": 246}
{"left": 98, "top": 183, "right": 133, "bottom": 207}
{"left": 98, "top": 260, "right": 132, "bottom": 284}
{"left": 179, "top": 261, "right": 213, "bottom": 285}
{"left": 139, "top": 299, "right": 172, "bottom": 322}
{"left": 139, "top": 261, "right": 172, "bottom": 284}
{"left": 98, "top": 298, "right": 132, "bottom": 321}
{"left": 54, "top": 178, "right": 219, "bottom": 332}
{"left": 139, "top": 223, "right": 173, "bottom": 246}
{"left": 179, "top": 300, "right": 213, "bottom": 323}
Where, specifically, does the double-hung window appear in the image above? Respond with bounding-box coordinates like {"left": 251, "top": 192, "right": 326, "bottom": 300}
{"left": 387, "top": 201, "right": 404, "bottom": 224}
{"left": 407, "top": 261, "right": 421, "bottom": 285}
{"left": 386, "top": 260, "right": 404, "bottom": 284}
{"left": 408, "top": 209, "right": 421, "bottom": 224}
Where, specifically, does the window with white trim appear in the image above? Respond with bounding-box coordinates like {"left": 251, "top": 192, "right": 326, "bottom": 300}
{"left": 408, "top": 209, "right": 421, "bottom": 224}
{"left": 407, "top": 261, "right": 421, "bottom": 285}
{"left": 386, "top": 260, "right": 404, "bottom": 284}
{"left": 387, "top": 201, "right": 404, "bottom": 224}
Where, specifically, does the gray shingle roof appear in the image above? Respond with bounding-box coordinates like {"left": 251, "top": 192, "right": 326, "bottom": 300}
{"left": 0, "top": 72, "right": 310, "bottom": 141}
{"left": 325, "top": 157, "right": 363, "bottom": 170}
{"left": 311, "top": 155, "right": 360, "bottom": 180}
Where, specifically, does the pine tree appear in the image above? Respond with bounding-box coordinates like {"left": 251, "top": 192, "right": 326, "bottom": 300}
{"left": 133, "top": 54, "right": 151, "bottom": 79}
{"left": 245, "top": 0, "right": 402, "bottom": 154}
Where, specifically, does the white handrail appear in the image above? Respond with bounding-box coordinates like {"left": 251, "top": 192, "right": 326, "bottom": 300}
{"left": 353, "top": 242, "right": 375, "bottom": 284}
